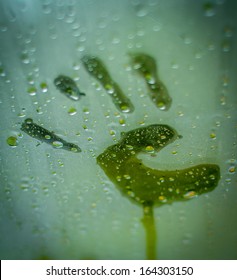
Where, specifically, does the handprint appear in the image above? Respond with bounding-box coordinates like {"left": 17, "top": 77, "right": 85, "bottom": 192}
{"left": 20, "top": 53, "right": 220, "bottom": 260}
{"left": 82, "top": 55, "right": 134, "bottom": 113}
{"left": 54, "top": 75, "right": 86, "bottom": 101}
{"left": 129, "top": 53, "right": 172, "bottom": 111}
{"left": 97, "top": 124, "right": 220, "bottom": 259}
{"left": 21, "top": 118, "right": 81, "bottom": 152}
{"left": 82, "top": 53, "right": 220, "bottom": 259}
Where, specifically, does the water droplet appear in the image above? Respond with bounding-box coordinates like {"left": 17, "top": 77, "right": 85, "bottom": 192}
{"left": 120, "top": 104, "right": 131, "bottom": 113}
{"left": 68, "top": 107, "right": 77, "bottom": 115}
{"left": 145, "top": 146, "right": 154, "bottom": 153}
{"left": 137, "top": 29, "right": 145, "bottom": 36}
{"left": 126, "top": 190, "right": 134, "bottom": 198}
{"left": 70, "top": 147, "right": 80, "bottom": 153}
{"left": 203, "top": 2, "right": 215, "bottom": 17}
{"left": 40, "top": 82, "right": 48, "bottom": 92}
{"left": 136, "top": 5, "right": 148, "bottom": 17}
{"left": 58, "top": 159, "right": 64, "bottom": 167}
{"left": 156, "top": 101, "right": 167, "bottom": 110}
{"left": 123, "top": 174, "right": 131, "bottom": 180}
{"left": 20, "top": 53, "right": 30, "bottom": 64}
{"left": 42, "top": 3, "right": 52, "bottom": 14}
{"left": 158, "top": 196, "right": 167, "bottom": 203}
{"left": 227, "top": 158, "right": 236, "bottom": 164}
{"left": 159, "top": 177, "right": 165, "bottom": 183}
{"left": 0, "top": 66, "right": 6, "bottom": 77}
{"left": 224, "top": 26, "right": 233, "bottom": 37}
{"left": 222, "top": 40, "right": 231, "bottom": 52}
{"left": 109, "top": 130, "right": 116, "bottom": 136}
{"left": 220, "top": 95, "right": 226, "bottom": 105}
{"left": 210, "top": 132, "right": 216, "bottom": 139}
{"left": 25, "top": 118, "right": 33, "bottom": 124}
{"left": 36, "top": 107, "right": 43, "bottom": 114}
{"left": 183, "top": 191, "right": 197, "bottom": 199}
{"left": 20, "top": 183, "right": 29, "bottom": 191}
{"left": 52, "top": 141, "right": 63, "bottom": 149}
{"left": 145, "top": 74, "right": 155, "bottom": 84}
{"left": 143, "top": 205, "right": 151, "bottom": 214}
{"left": 83, "top": 108, "right": 90, "bottom": 114}
{"left": 116, "top": 176, "right": 121, "bottom": 182}
{"left": 225, "top": 178, "right": 231, "bottom": 184}
{"left": 7, "top": 136, "right": 18, "bottom": 147}
{"left": 119, "top": 118, "right": 126, "bottom": 126}
{"left": 209, "top": 174, "right": 216, "bottom": 180}
{"left": 71, "top": 61, "right": 80, "bottom": 70}
{"left": 27, "top": 86, "right": 37, "bottom": 96}
{"left": 18, "top": 110, "right": 26, "bottom": 118}
{"left": 178, "top": 111, "right": 184, "bottom": 117}
{"left": 0, "top": 24, "right": 7, "bottom": 32}
{"left": 171, "top": 62, "right": 179, "bottom": 69}
{"left": 104, "top": 84, "right": 114, "bottom": 94}
{"left": 228, "top": 166, "right": 236, "bottom": 174}
{"left": 27, "top": 74, "right": 35, "bottom": 85}
{"left": 126, "top": 145, "right": 134, "bottom": 150}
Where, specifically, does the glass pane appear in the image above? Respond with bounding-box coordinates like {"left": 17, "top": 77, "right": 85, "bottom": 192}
{"left": 0, "top": 0, "right": 236, "bottom": 259}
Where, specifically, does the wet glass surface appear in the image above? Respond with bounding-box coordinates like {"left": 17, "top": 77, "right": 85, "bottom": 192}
{"left": 0, "top": 0, "right": 237, "bottom": 259}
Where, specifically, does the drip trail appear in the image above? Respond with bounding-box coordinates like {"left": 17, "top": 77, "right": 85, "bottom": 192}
{"left": 142, "top": 203, "right": 157, "bottom": 260}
